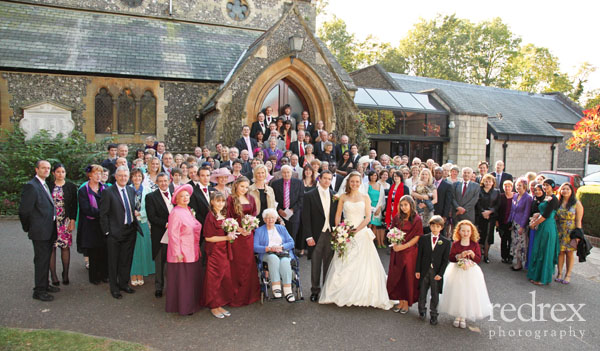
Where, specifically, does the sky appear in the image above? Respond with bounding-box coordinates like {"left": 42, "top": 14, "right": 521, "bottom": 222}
{"left": 319, "top": 0, "right": 600, "bottom": 98}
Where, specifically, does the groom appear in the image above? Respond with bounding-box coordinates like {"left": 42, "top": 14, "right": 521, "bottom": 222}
{"left": 302, "top": 170, "right": 337, "bottom": 302}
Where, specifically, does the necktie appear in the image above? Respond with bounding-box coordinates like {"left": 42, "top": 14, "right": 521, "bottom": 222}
{"left": 122, "top": 188, "right": 132, "bottom": 225}
{"left": 163, "top": 191, "right": 169, "bottom": 198}
{"left": 203, "top": 187, "right": 208, "bottom": 194}
{"left": 300, "top": 142, "right": 304, "bottom": 157}
{"left": 304, "top": 120, "right": 308, "bottom": 129}
{"left": 462, "top": 182, "right": 467, "bottom": 196}
{"left": 432, "top": 236, "right": 438, "bottom": 246}
{"left": 497, "top": 173, "right": 501, "bottom": 186}
{"left": 42, "top": 182, "right": 51, "bottom": 198}
{"left": 284, "top": 181, "right": 290, "bottom": 209}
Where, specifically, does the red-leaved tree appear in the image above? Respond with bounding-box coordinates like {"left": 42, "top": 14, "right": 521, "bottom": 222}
{"left": 567, "top": 105, "right": 600, "bottom": 152}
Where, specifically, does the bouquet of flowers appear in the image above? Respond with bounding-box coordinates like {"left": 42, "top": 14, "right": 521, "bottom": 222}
{"left": 457, "top": 258, "right": 475, "bottom": 270}
{"left": 330, "top": 222, "right": 355, "bottom": 259}
{"left": 386, "top": 228, "right": 406, "bottom": 247}
{"left": 241, "top": 215, "right": 260, "bottom": 232}
{"left": 222, "top": 218, "right": 239, "bottom": 243}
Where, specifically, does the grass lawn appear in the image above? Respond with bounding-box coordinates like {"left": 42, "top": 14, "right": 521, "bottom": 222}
{"left": 0, "top": 327, "right": 149, "bottom": 351}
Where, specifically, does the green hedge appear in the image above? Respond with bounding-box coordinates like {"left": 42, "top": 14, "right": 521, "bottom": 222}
{"left": 0, "top": 127, "right": 110, "bottom": 215}
{"left": 577, "top": 185, "right": 600, "bottom": 238}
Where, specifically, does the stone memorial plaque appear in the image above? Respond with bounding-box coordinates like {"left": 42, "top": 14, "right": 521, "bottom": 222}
{"left": 19, "top": 101, "right": 74, "bottom": 140}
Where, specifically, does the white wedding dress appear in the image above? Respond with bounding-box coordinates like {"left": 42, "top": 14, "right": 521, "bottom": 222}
{"left": 319, "top": 200, "right": 394, "bottom": 310}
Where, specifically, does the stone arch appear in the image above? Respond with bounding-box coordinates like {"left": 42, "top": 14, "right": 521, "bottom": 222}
{"left": 244, "top": 57, "right": 335, "bottom": 130}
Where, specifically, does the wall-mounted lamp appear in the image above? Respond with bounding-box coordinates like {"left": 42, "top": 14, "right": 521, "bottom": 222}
{"left": 448, "top": 121, "right": 456, "bottom": 129}
{"left": 496, "top": 112, "right": 503, "bottom": 120}
{"left": 289, "top": 35, "right": 304, "bottom": 64}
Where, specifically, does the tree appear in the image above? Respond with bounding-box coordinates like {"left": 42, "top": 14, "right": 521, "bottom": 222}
{"left": 503, "top": 44, "right": 570, "bottom": 93}
{"left": 468, "top": 17, "right": 521, "bottom": 87}
{"left": 584, "top": 90, "right": 600, "bottom": 109}
{"left": 318, "top": 15, "right": 358, "bottom": 72}
{"left": 398, "top": 14, "right": 472, "bottom": 82}
{"left": 566, "top": 105, "right": 600, "bottom": 152}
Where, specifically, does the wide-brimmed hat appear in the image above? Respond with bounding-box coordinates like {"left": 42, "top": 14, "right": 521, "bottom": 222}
{"left": 171, "top": 184, "right": 193, "bottom": 205}
{"left": 209, "top": 167, "right": 235, "bottom": 184}
{"left": 358, "top": 155, "right": 372, "bottom": 166}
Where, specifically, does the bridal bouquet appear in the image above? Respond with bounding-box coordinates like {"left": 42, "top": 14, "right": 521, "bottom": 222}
{"left": 457, "top": 258, "right": 475, "bottom": 270}
{"left": 241, "top": 215, "right": 260, "bottom": 232}
{"left": 330, "top": 222, "right": 355, "bottom": 259}
{"left": 222, "top": 218, "right": 239, "bottom": 243}
{"left": 386, "top": 228, "right": 406, "bottom": 247}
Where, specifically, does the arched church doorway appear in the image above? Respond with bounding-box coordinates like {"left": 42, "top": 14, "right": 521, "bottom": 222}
{"left": 260, "top": 78, "right": 309, "bottom": 121}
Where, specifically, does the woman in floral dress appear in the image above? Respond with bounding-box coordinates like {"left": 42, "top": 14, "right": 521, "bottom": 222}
{"left": 48, "top": 163, "right": 78, "bottom": 285}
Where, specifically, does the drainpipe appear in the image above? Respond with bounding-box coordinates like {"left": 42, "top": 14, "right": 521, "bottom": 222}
{"left": 169, "top": 0, "right": 173, "bottom": 16}
{"left": 550, "top": 143, "right": 556, "bottom": 170}
{"left": 502, "top": 139, "right": 508, "bottom": 168}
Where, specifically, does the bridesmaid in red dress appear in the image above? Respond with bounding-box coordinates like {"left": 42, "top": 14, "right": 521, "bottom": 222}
{"left": 227, "top": 176, "right": 260, "bottom": 307}
{"left": 387, "top": 195, "right": 423, "bottom": 314}
{"left": 202, "top": 191, "right": 235, "bottom": 318}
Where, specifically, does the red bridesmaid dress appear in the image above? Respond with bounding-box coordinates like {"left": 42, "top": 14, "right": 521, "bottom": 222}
{"left": 226, "top": 195, "right": 260, "bottom": 307}
{"left": 386, "top": 214, "right": 423, "bottom": 306}
{"left": 201, "top": 211, "right": 233, "bottom": 309}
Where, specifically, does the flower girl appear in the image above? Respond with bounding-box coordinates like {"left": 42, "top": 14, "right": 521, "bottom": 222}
{"left": 439, "top": 220, "right": 492, "bottom": 328}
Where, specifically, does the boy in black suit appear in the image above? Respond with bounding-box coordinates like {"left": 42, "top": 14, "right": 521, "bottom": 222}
{"left": 415, "top": 215, "right": 451, "bottom": 325}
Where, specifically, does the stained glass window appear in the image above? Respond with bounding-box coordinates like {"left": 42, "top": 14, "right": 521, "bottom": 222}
{"left": 95, "top": 88, "right": 113, "bottom": 134}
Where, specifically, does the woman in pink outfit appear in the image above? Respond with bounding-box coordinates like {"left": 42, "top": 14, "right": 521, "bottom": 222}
{"left": 166, "top": 184, "right": 203, "bottom": 315}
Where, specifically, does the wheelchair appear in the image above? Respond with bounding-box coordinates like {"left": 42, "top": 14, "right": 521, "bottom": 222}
{"left": 256, "top": 254, "right": 304, "bottom": 304}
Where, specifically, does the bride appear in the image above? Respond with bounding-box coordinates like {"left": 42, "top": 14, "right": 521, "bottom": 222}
{"left": 319, "top": 171, "right": 394, "bottom": 309}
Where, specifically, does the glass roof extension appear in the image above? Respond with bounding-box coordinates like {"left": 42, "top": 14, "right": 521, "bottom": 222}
{"left": 354, "top": 87, "right": 447, "bottom": 114}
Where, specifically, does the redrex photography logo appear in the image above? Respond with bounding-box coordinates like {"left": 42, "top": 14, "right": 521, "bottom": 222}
{"left": 488, "top": 291, "right": 586, "bottom": 340}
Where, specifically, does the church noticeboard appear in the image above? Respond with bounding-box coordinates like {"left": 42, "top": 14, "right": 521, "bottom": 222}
{"left": 19, "top": 101, "right": 74, "bottom": 140}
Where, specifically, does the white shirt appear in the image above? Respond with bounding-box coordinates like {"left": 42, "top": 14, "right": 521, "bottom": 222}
{"left": 267, "top": 227, "right": 283, "bottom": 247}
{"left": 160, "top": 188, "right": 173, "bottom": 212}
{"left": 431, "top": 234, "right": 440, "bottom": 251}
{"left": 36, "top": 175, "right": 56, "bottom": 220}
{"left": 199, "top": 183, "right": 210, "bottom": 203}
{"left": 244, "top": 136, "right": 253, "bottom": 159}
{"left": 318, "top": 185, "right": 331, "bottom": 232}
{"left": 116, "top": 184, "right": 131, "bottom": 225}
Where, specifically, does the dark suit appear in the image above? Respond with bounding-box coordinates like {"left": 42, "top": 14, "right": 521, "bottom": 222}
{"left": 350, "top": 154, "right": 361, "bottom": 168}
{"left": 188, "top": 181, "right": 214, "bottom": 225}
{"left": 335, "top": 144, "right": 350, "bottom": 161}
{"left": 290, "top": 140, "right": 306, "bottom": 157}
{"left": 490, "top": 172, "right": 513, "bottom": 194}
{"left": 298, "top": 119, "right": 313, "bottom": 134}
{"left": 272, "top": 177, "right": 304, "bottom": 241}
{"left": 434, "top": 179, "right": 454, "bottom": 219}
{"left": 99, "top": 184, "right": 138, "bottom": 294}
{"left": 451, "top": 181, "right": 480, "bottom": 223}
{"left": 250, "top": 121, "right": 268, "bottom": 139}
{"left": 302, "top": 187, "right": 337, "bottom": 294}
{"left": 101, "top": 158, "right": 116, "bottom": 176}
{"left": 78, "top": 184, "right": 108, "bottom": 283}
{"left": 416, "top": 234, "right": 451, "bottom": 317}
{"left": 330, "top": 174, "right": 344, "bottom": 193}
{"left": 145, "top": 188, "right": 172, "bottom": 292}
{"left": 19, "top": 177, "right": 56, "bottom": 293}
{"left": 235, "top": 136, "right": 258, "bottom": 155}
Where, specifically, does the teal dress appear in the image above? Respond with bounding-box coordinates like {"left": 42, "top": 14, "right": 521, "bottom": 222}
{"left": 526, "top": 198, "right": 559, "bottom": 285}
{"left": 130, "top": 184, "right": 155, "bottom": 276}
{"left": 368, "top": 184, "right": 382, "bottom": 226}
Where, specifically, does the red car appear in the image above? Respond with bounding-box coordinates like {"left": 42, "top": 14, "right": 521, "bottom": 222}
{"left": 537, "top": 171, "right": 584, "bottom": 192}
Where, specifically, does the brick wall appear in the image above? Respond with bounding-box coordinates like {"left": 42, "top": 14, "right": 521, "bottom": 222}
{"left": 445, "top": 114, "right": 487, "bottom": 169}
{"left": 489, "top": 139, "right": 553, "bottom": 178}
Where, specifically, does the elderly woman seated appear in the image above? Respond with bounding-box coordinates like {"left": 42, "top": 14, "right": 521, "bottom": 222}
{"left": 253, "top": 208, "right": 297, "bottom": 302}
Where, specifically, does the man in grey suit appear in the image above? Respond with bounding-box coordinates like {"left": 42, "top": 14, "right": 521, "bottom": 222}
{"left": 19, "top": 160, "right": 60, "bottom": 301}
{"left": 452, "top": 167, "right": 480, "bottom": 223}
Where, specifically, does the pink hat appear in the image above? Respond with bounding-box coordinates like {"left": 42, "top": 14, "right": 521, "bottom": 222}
{"left": 171, "top": 184, "right": 193, "bottom": 205}
{"left": 210, "top": 167, "right": 235, "bottom": 184}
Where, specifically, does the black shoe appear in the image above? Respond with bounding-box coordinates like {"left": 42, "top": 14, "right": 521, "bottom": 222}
{"left": 111, "top": 291, "right": 123, "bottom": 299}
{"left": 62, "top": 272, "right": 69, "bottom": 285}
{"left": 101, "top": 278, "right": 109, "bottom": 283}
{"left": 47, "top": 285, "right": 60, "bottom": 293}
{"left": 484, "top": 256, "right": 490, "bottom": 264}
{"left": 33, "top": 292, "right": 54, "bottom": 302}
{"left": 120, "top": 286, "right": 135, "bottom": 294}
{"left": 155, "top": 290, "right": 163, "bottom": 298}
{"left": 419, "top": 312, "right": 426, "bottom": 321}
{"left": 511, "top": 266, "right": 523, "bottom": 271}
{"left": 310, "top": 293, "right": 319, "bottom": 302}
{"left": 430, "top": 316, "right": 438, "bottom": 325}
{"left": 51, "top": 280, "right": 60, "bottom": 286}
{"left": 90, "top": 280, "right": 101, "bottom": 285}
